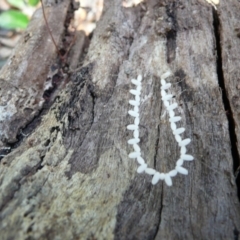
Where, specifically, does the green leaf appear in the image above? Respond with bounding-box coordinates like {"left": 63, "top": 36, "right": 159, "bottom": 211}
{"left": 7, "top": 0, "right": 26, "bottom": 9}
{"left": 28, "top": 0, "right": 40, "bottom": 6}
{"left": 0, "top": 10, "right": 29, "bottom": 30}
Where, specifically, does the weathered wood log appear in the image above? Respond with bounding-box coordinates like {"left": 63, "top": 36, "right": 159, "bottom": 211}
{"left": 0, "top": 0, "right": 76, "bottom": 148}
{"left": 0, "top": 0, "right": 240, "bottom": 239}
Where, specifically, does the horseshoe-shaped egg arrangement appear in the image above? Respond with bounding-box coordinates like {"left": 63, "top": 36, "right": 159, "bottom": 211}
{"left": 127, "top": 72, "right": 194, "bottom": 186}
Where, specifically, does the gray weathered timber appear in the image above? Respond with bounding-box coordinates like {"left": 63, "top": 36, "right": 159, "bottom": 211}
{"left": 0, "top": 0, "right": 240, "bottom": 239}
{"left": 0, "top": 0, "right": 72, "bottom": 147}
{"left": 219, "top": 0, "right": 240, "bottom": 186}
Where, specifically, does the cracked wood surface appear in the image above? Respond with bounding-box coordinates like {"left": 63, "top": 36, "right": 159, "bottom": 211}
{"left": 0, "top": 0, "right": 72, "bottom": 148}
{"left": 0, "top": 0, "right": 240, "bottom": 239}
{"left": 219, "top": 0, "right": 240, "bottom": 189}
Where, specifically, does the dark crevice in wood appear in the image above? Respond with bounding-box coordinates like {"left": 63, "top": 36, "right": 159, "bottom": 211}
{"left": 88, "top": 85, "right": 96, "bottom": 128}
{"left": 234, "top": 227, "right": 240, "bottom": 240}
{"left": 60, "top": 0, "right": 79, "bottom": 61}
{"left": 212, "top": 8, "right": 240, "bottom": 200}
{"left": 0, "top": 146, "right": 11, "bottom": 159}
{"left": 153, "top": 184, "right": 164, "bottom": 240}
{"left": 154, "top": 95, "right": 163, "bottom": 169}
{"left": 42, "top": 68, "right": 66, "bottom": 101}
{"left": 0, "top": 87, "right": 65, "bottom": 159}
{"left": 154, "top": 124, "right": 160, "bottom": 169}
{"left": 166, "top": 2, "right": 177, "bottom": 64}
{"left": 0, "top": 106, "right": 45, "bottom": 161}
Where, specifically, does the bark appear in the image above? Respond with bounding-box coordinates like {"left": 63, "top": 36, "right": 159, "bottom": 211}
{"left": 0, "top": 0, "right": 73, "bottom": 147}
{"left": 0, "top": 0, "right": 240, "bottom": 239}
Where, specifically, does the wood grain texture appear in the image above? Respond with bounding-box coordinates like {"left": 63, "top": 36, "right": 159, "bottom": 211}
{"left": 218, "top": 0, "right": 240, "bottom": 188}
{"left": 0, "top": 0, "right": 240, "bottom": 239}
{"left": 0, "top": 0, "right": 71, "bottom": 147}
